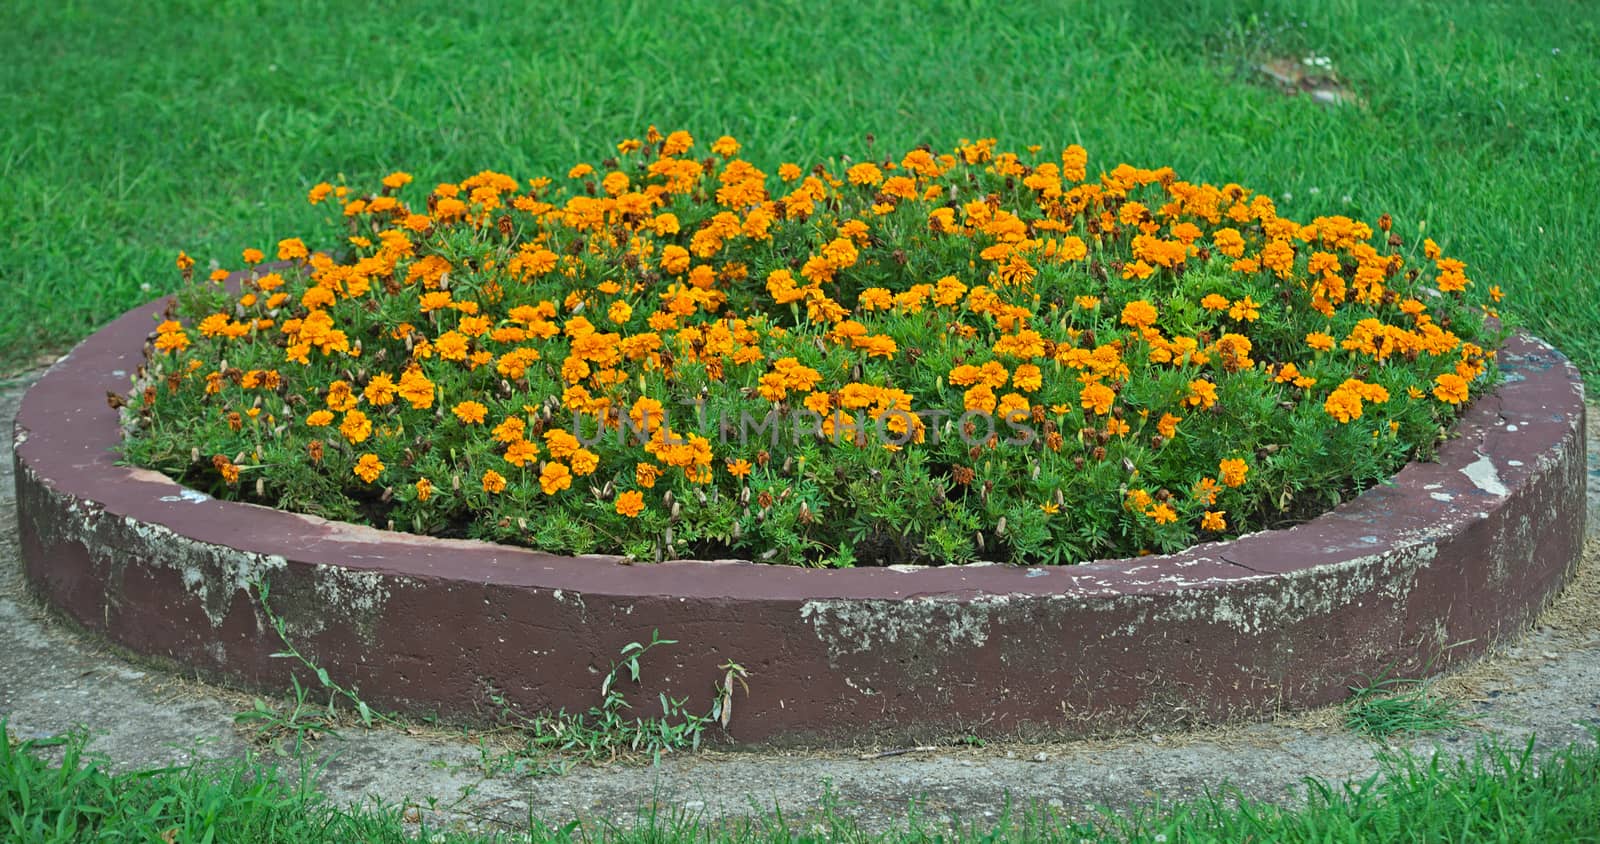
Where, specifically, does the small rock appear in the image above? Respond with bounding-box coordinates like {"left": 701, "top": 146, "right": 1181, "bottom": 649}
{"left": 1031, "top": 752, "right": 1050, "bottom": 763}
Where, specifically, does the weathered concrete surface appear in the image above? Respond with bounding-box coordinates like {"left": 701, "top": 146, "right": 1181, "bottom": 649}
{"left": 3, "top": 369, "right": 1599, "bottom": 834}
{"left": 11, "top": 294, "right": 1589, "bottom": 742}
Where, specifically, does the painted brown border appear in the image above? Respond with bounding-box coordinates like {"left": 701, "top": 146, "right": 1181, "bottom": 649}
{"left": 13, "top": 295, "right": 1588, "bottom": 743}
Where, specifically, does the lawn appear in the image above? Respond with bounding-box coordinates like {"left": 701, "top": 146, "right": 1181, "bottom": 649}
{"left": 4, "top": 1, "right": 1599, "bottom": 380}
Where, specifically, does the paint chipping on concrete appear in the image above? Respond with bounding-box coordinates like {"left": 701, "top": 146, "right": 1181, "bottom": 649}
{"left": 1461, "top": 455, "right": 1510, "bottom": 497}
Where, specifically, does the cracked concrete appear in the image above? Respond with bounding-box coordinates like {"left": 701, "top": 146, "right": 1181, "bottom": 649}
{"left": 3, "top": 369, "right": 1599, "bottom": 834}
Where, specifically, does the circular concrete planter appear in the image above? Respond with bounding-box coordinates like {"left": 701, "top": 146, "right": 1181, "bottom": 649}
{"left": 13, "top": 295, "right": 1588, "bottom": 744}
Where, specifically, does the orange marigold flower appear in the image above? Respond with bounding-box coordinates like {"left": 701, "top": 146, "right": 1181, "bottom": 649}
{"left": 1119, "top": 299, "right": 1158, "bottom": 329}
{"left": 305, "top": 409, "right": 334, "bottom": 427}
{"left": 846, "top": 162, "right": 883, "bottom": 186}
{"left": 1184, "top": 380, "right": 1217, "bottom": 410}
{"left": 1306, "top": 331, "right": 1335, "bottom": 352}
{"left": 1200, "top": 510, "right": 1227, "bottom": 532}
{"left": 504, "top": 439, "right": 539, "bottom": 467}
{"left": 153, "top": 324, "right": 192, "bottom": 354}
{"left": 354, "top": 453, "right": 384, "bottom": 483}
{"left": 1432, "top": 373, "right": 1470, "bottom": 404}
{"left": 1149, "top": 503, "right": 1177, "bottom": 525}
{"left": 662, "top": 130, "right": 694, "bottom": 156}
{"left": 491, "top": 416, "right": 526, "bottom": 444}
{"left": 415, "top": 477, "right": 433, "bottom": 502}
{"left": 727, "top": 458, "right": 752, "bottom": 478}
{"left": 615, "top": 490, "right": 646, "bottom": 518}
{"left": 452, "top": 401, "right": 487, "bottom": 424}
{"left": 1219, "top": 458, "right": 1249, "bottom": 488}
{"left": 339, "top": 410, "right": 372, "bottom": 443}
{"left": 570, "top": 448, "right": 600, "bottom": 476}
{"left": 544, "top": 429, "right": 580, "bottom": 459}
{"left": 364, "top": 374, "right": 397, "bottom": 406}
{"left": 1260, "top": 240, "right": 1295, "bottom": 278}
{"left": 482, "top": 469, "right": 508, "bottom": 494}
{"left": 1324, "top": 388, "right": 1363, "bottom": 423}
{"left": 397, "top": 368, "right": 434, "bottom": 409}
{"left": 212, "top": 454, "right": 240, "bottom": 485}
{"left": 636, "top": 462, "right": 661, "bottom": 488}
{"left": 326, "top": 380, "right": 359, "bottom": 412}
{"left": 962, "top": 383, "right": 996, "bottom": 414}
{"left": 539, "top": 462, "right": 572, "bottom": 495}
{"left": 1120, "top": 259, "right": 1155, "bottom": 281}
{"left": 1079, "top": 383, "right": 1115, "bottom": 415}
{"left": 277, "top": 238, "right": 308, "bottom": 261}
{"left": 660, "top": 245, "right": 691, "bottom": 275}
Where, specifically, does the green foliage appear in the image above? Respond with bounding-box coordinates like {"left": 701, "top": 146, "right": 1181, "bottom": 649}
{"left": 483, "top": 631, "right": 749, "bottom": 773}
{"left": 235, "top": 580, "right": 749, "bottom": 772}
{"left": 119, "top": 130, "right": 1501, "bottom": 567}
{"left": 232, "top": 580, "right": 399, "bottom": 755}
{"left": 5, "top": 719, "right": 1599, "bottom": 842}
{"left": 1345, "top": 669, "right": 1471, "bottom": 740}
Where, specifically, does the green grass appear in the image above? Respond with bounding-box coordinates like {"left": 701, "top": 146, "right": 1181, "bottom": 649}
{"left": 4, "top": 1, "right": 1600, "bottom": 378}
{"left": 5, "top": 723, "right": 1600, "bottom": 842}
{"left": 5, "top": 2, "right": 1598, "bottom": 838}
{"left": 1345, "top": 673, "right": 1472, "bottom": 740}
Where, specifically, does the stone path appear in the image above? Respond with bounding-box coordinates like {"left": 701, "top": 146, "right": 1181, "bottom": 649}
{"left": 2, "top": 369, "right": 1597, "bottom": 833}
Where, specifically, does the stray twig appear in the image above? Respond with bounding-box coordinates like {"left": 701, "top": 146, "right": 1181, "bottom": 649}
{"left": 858, "top": 745, "right": 939, "bottom": 760}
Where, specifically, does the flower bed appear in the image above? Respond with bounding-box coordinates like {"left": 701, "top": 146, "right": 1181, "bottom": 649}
{"left": 123, "top": 130, "right": 1505, "bottom": 567}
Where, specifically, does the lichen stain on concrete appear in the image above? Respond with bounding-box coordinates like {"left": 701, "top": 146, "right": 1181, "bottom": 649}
{"left": 1461, "top": 454, "right": 1510, "bottom": 497}
{"left": 313, "top": 565, "right": 392, "bottom": 618}
{"left": 802, "top": 539, "right": 1443, "bottom": 669}
{"left": 1147, "top": 544, "right": 1437, "bottom": 635}
{"left": 1490, "top": 513, "right": 1537, "bottom": 586}
{"left": 800, "top": 594, "right": 1012, "bottom": 660}
{"left": 23, "top": 465, "right": 286, "bottom": 627}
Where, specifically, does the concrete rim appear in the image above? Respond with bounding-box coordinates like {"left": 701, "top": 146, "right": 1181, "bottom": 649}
{"left": 13, "top": 295, "right": 1588, "bottom": 743}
